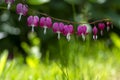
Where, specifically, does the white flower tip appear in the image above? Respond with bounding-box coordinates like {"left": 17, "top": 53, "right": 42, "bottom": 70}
{"left": 43, "top": 27, "right": 47, "bottom": 35}
{"left": 57, "top": 32, "right": 60, "bottom": 40}
{"left": 18, "top": 14, "right": 22, "bottom": 21}
{"left": 67, "top": 37, "right": 70, "bottom": 42}
{"left": 67, "top": 33, "right": 71, "bottom": 41}
{"left": 93, "top": 35, "right": 97, "bottom": 40}
{"left": 100, "top": 30, "right": 103, "bottom": 36}
{"left": 7, "top": 3, "right": 11, "bottom": 10}
{"left": 82, "top": 34, "right": 85, "bottom": 41}
{"left": 107, "top": 26, "right": 110, "bottom": 31}
{"left": 43, "top": 30, "right": 46, "bottom": 35}
{"left": 32, "top": 26, "right": 34, "bottom": 32}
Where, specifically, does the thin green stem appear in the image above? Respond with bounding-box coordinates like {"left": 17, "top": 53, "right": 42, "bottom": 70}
{"left": 0, "top": 6, "right": 111, "bottom": 25}
{"left": 56, "top": 62, "right": 69, "bottom": 80}
{"left": 29, "top": 8, "right": 111, "bottom": 25}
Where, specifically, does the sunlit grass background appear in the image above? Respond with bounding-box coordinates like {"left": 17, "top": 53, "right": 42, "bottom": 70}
{"left": 0, "top": 32, "right": 120, "bottom": 80}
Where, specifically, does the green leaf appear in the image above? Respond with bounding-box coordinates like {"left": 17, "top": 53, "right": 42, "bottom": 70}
{"left": 110, "top": 33, "right": 120, "bottom": 49}
{"left": 27, "top": 0, "right": 50, "bottom": 5}
{"left": 26, "top": 56, "right": 39, "bottom": 68}
{"left": 64, "top": 0, "right": 83, "bottom": 4}
{"left": 0, "top": 50, "right": 8, "bottom": 77}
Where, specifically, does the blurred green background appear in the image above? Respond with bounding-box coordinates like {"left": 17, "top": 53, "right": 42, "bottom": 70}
{"left": 0, "top": 0, "right": 120, "bottom": 80}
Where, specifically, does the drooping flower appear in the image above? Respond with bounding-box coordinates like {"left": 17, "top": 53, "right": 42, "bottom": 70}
{"left": 106, "top": 22, "right": 110, "bottom": 31}
{"left": 53, "top": 22, "right": 64, "bottom": 39}
{"left": 98, "top": 23, "right": 105, "bottom": 35}
{"left": 92, "top": 26, "right": 98, "bottom": 40}
{"left": 63, "top": 24, "right": 74, "bottom": 41}
{"left": 16, "top": 3, "right": 28, "bottom": 21}
{"left": 106, "top": 21, "right": 113, "bottom": 31}
{"left": 27, "top": 16, "right": 39, "bottom": 32}
{"left": 5, "top": 0, "right": 14, "bottom": 10}
{"left": 77, "top": 25, "right": 87, "bottom": 41}
{"left": 40, "top": 17, "right": 52, "bottom": 34}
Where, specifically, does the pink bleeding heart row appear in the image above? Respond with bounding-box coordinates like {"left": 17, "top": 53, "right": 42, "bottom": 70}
{"left": 4, "top": 2, "right": 113, "bottom": 41}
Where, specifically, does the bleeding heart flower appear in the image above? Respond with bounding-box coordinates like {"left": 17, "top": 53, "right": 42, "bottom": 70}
{"left": 27, "top": 16, "right": 39, "bottom": 32}
{"left": 63, "top": 24, "right": 74, "bottom": 41}
{"left": 92, "top": 26, "right": 98, "bottom": 40}
{"left": 40, "top": 17, "right": 52, "bottom": 34}
{"left": 77, "top": 25, "right": 87, "bottom": 41}
{"left": 16, "top": 3, "right": 28, "bottom": 21}
{"left": 98, "top": 23, "right": 105, "bottom": 35}
{"left": 5, "top": 0, "right": 14, "bottom": 10}
{"left": 52, "top": 22, "right": 64, "bottom": 39}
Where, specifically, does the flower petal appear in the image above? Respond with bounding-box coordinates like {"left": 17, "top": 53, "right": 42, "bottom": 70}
{"left": 46, "top": 17, "right": 52, "bottom": 28}
{"left": 40, "top": 17, "right": 46, "bottom": 27}
{"left": 27, "top": 16, "right": 33, "bottom": 26}
{"left": 16, "top": 3, "right": 23, "bottom": 14}
{"left": 33, "top": 16, "right": 39, "bottom": 26}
